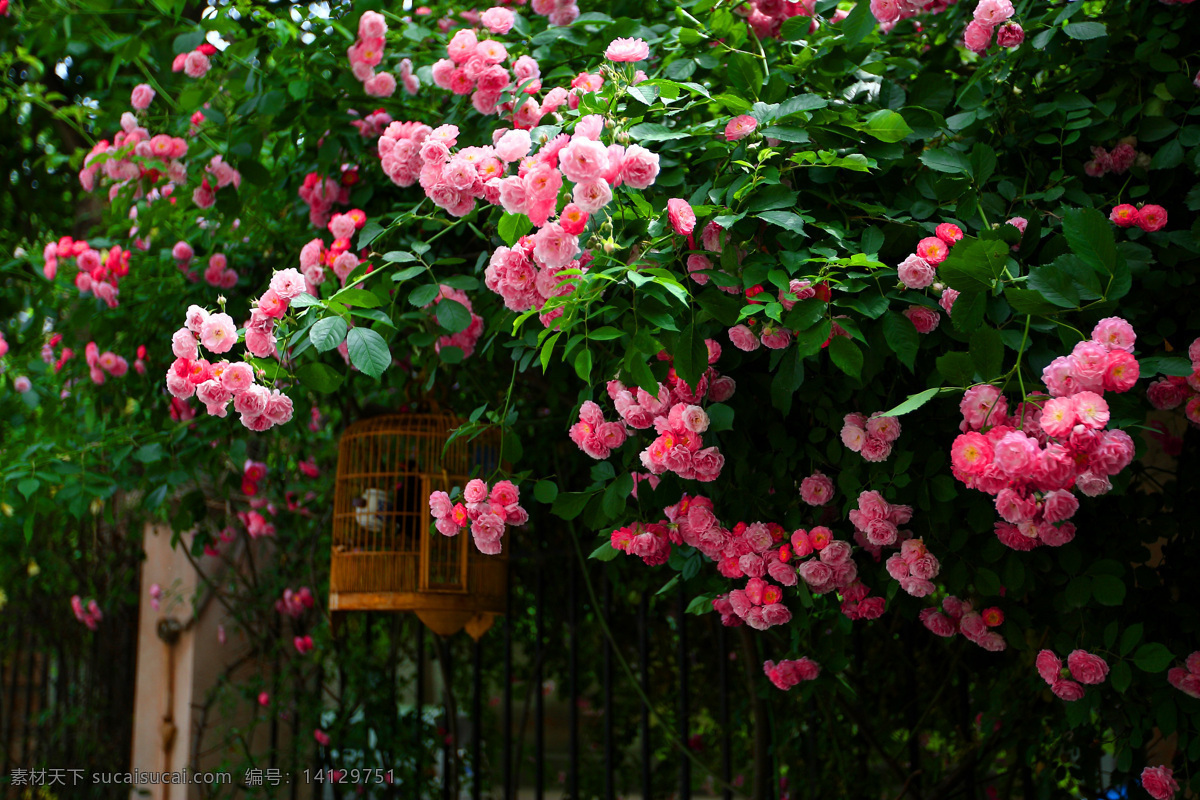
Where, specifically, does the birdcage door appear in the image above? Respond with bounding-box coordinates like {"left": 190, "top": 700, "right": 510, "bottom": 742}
{"left": 419, "top": 475, "right": 470, "bottom": 593}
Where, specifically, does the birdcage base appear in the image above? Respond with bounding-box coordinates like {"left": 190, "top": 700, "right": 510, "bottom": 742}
{"left": 329, "top": 590, "right": 502, "bottom": 639}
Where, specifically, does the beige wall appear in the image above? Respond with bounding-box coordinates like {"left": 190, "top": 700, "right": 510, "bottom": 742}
{"left": 130, "top": 523, "right": 294, "bottom": 799}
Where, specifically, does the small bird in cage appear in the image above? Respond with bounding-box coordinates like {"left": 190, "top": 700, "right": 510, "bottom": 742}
{"left": 352, "top": 488, "right": 392, "bottom": 531}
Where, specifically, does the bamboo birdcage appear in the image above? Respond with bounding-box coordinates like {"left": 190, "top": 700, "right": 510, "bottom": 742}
{"left": 330, "top": 412, "right": 506, "bottom": 639}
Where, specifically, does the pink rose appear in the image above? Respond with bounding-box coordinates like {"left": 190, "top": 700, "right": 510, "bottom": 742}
{"left": 1066, "top": 649, "right": 1109, "bottom": 685}
{"left": 728, "top": 325, "right": 760, "bottom": 352}
{"left": 1035, "top": 649, "right": 1063, "bottom": 684}
{"left": 620, "top": 145, "right": 660, "bottom": 190}
{"left": 481, "top": 6, "right": 515, "bottom": 33}
{"left": 131, "top": 83, "right": 156, "bottom": 110}
{"left": 199, "top": 312, "right": 237, "bottom": 354}
{"left": 1141, "top": 766, "right": 1179, "bottom": 800}
{"left": 963, "top": 20, "right": 994, "bottom": 53}
{"left": 667, "top": 198, "right": 696, "bottom": 236}
{"left": 724, "top": 115, "right": 757, "bottom": 141}
{"left": 604, "top": 37, "right": 650, "bottom": 62}
{"left": 897, "top": 254, "right": 935, "bottom": 289}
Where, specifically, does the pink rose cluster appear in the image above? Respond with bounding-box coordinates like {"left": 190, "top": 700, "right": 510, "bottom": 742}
{"left": 582, "top": 354, "right": 731, "bottom": 482}
{"left": 1084, "top": 138, "right": 1144, "bottom": 178}
{"left": 429, "top": 284, "right": 486, "bottom": 359}
{"left": 840, "top": 411, "right": 902, "bottom": 462}
{"left": 199, "top": 252, "right": 239, "bottom": 289}
{"left": 789, "top": 528, "right": 861, "bottom": 600}
{"left": 1167, "top": 651, "right": 1200, "bottom": 699}
{"left": 963, "top": 0, "right": 1023, "bottom": 53}
{"left": 897, "top": 222, "right": 960, "bottom": 290}
{"left": 762, "top": 657, "right": 821, "bottom": 691}
{"left": 171, "top": 41, "right": 215, "bottom": 79}
{"left": 1146, "top": 337, "right": 1200, "bottom": 425}
{"left": 43, "top": 235, "right": 130, "bottom": 308}
{"left": 950, "top": 318, "right": 1141, "bottom": 549}
{"left": 1035, "top": 648, "right": 1109, "bottom": 702}
{"left": 296, "top": 208, "right": 369, "bottom": 290}
{"left": 347, "top": 12, "right": 419, "bottom": 98}
{"left": 484, "top": 232, "right": 591, "bottom": 328}
{"left": 238, "top": 509, "right": 277, "bottom": 539}
{"left": 275, "top": 586, "right": 315, "bottom": 618}
{"left": 428, "top": 479, "right": 528, "bottom": 555}
{"left": 884, "top": 538, "right": 941, "bottom": 598}
{"left": 919, "top": 596, "right": 1007, "bottom": 651}
{"left": 529, "top": 0, "right": 580, "bottom": 27}
{"left": 848, "top": 487, "right": 914, "bottom": 554}
{"left": 298, "top": 171, "right": 351, "bottom": 229}
{"left": 1141, "top": 767, "right": 1180, "bottom": 800}
{"left": 350, "top": 108, "right": 395, "bottom": 139}
{"left": 192, "top": 155, "right": 242, "bottom": 210}
{"left": 430, "top": 28, "right": 534, "bottom": 117}
{"left": 725, "top": 575, "right": 793, "bottom": 631}
{"left": 610, "top": 519, "right": 678, "bottom": 567}
{"left": 71, "top": 596, "right": 103, "bottom": 631}
{"left": 78, "top": 107, "right": 188, "bottom": 202}
{"left": 164, "top": 272, "right": 303, "bottom": 431}
{"left": 739, "top": 0, "right": 819, "bottom": 38}
{"left": 869, "top": 0, "right": 958, "bottom": 32}
{"left": 1109, "top": 203, "right": 1168, "bottom": 233}
{"left": 84, "top": 341, "right": 130, "bottom": 385}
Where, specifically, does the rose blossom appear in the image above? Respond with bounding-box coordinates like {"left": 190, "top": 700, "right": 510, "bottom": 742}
{"left": 1141, "top": 767, "right": 1179, "bottom": 800}
{"left": 1066, "top": 650, "right": 1109, "bottom": 685}
{"left": 605, "top": 37, "right": 650, "bottom": 62}
{"left": 725, "top": 115, "right": 757, "bottom": 141}
{"left": 667, "top": 199, "right": 696, "bottom": 236}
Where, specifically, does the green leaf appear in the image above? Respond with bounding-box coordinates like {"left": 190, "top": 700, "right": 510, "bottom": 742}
{"left": 758, "top": 210, "right": 805, "bottom": 233}
{"left": 879, "top": 387, "right": 940, "bottom": 417}
{"left": 384, "top": 250, "right": 419, "bottom": 264}
{"left": 534, "top": 480, "right": 559, "bottom": 504}
{"left": 674, "top": 323, "right": 709, "bottom": 390}
{"left": 357, "top": 220, "right": 385, "bottom": 249}
{"left": 770, "top": 346, "right": 804, "bottom": 414}
{"left": 391, "top": 266, "right": 425, "bottom": 283}
{"left": 975, "top": 567, "right": 1001, "bottom": 596}
{"left": 707, "top": 403, "right": 734, "bottom": 432}
{"left": 1028, "top": 263, "right": 1080, "bottom": 308}
{"left": 346, "top": 327, "right": 391, "bottom": 379}
{"left": 574, "top": 347, "right": 593, "bottom": 383}
{"left": 970, "top": 143, "right": 997, "bottom": 186}
{"left": 951, "top": 291, "right": 986, "bottom": 334}
{"left": 783, "top": 298, "right": 826, "bottom": 331}
{"left": 626, "top": 122, "right": 690, "bottom": 142}
{"left": 969, "top": 327, "right": 1005, "bottom": 379}
{"left": 861, "top": 110, "right": 913, "bottom": 143}
{"left": 727, "top": 52, "right": 763, "bottom": 100}
{"left": 828, "top": 336, "right": 863, "bottom": 379}
{"left": 589, "top": 541, "right": 621, "bottom": 561}
{"left": 841, "top": 0, "right": 875, "bottom": 47}
{"left": 1063, "top": 21, "right": 1107, "bottom": 39}
{"left": 603, "top": 472, "right": 634, "bottom": 518}
{"left": 290, "top": 292, "right": 323, "bottom": 308}
{"left": 1005, "top": 288, "right": 1060, "bottom": 316}
{"left": 1119, "top": 623, "right": 1143, "bottom": 656}
{"left": 1110, "top": 660, "right": 1132, "bottom": 693}
{"left": 881, "top": 312, "right": 919, "bottom": 369}
{"left": 553, "top": 490, "right": 597, "bottom": 521}
{"left": 436, "top": 299, "right": 472, "bottom": 333}
{"left": 794, "top": 320, "right": 832, "bottom": 357}
{"left": 938, "top": 238, "right": 1009, "bottom": 293}
{"left": 310, "top": 317, "right": 348, "bottom": 352}
{"left": 408, "top": 284, "right": 440, "bottom": 307}
{"left": 17, "top": 478, "right": 40, "bottom": 499}
{"left": 172, "top": 30, "right": 205, "bottom": 54}
{"left": 1091, "top": 574, "right": 1126, "bottom": 606}
{"left": 1062, "top": 208, "right": 1117, "bottom": 275}
{"left": 779, "top": 15, "right": 811, "bottom": 40}
{"left": 936, "top": 352, "right": 975, "bottom": 385}
{"left": 920, "top": 148, "right": 971, "bottom": 175}
{"left": 294, "top": 362, "right": 344, "bottom": 394}
{"left": 332, "top": 287, "right": 381, "bottom": 308}
{"left": 746, "top": 185, "right": 798, "bottom": 213}
{"left": 759, "top": 126, "right": 810, "bottom": 144}
{"left": 133, "top": 443, "right": 164, "bottom": 464}
{"left": 1138, "top": 356, "right": 1194, "bottom": 377}
{"left": 1132, "top": 643, "right": 1174, "bottom": 673}
{"left": 498, "top": 212, "right": 533, "bottom": 246}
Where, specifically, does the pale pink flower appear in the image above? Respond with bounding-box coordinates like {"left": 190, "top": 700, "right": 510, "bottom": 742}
{"left": 897, "top": 254, "right": 935, "bottom": 289}
{"left": 481, "top": 6, "right": 515, "bottom": 34}
{"left": 200, "top": 313, "right": 237, "bottom": 354}
{"left": 973, "top": 0, "right": 1014, "bottom": 24}
{"left": 800, "top": 472, "right": 833, "bottom": 505}
{"left": 605, "top": 37, "right": 650, "bottom": 62}
{"left": 184, "top": 51, "right": 211, "bottom": 79}
{"left": 131, "top": 83, "right": 155, "bottom": 110}
{"left": 963, "top": 20, "right": 994, "bottom": 53}
{"left": 725, "top": 115, "right": 758, "bottom": 141}
{"left": 667, "top": 199, "right": 696, "bottom": 236}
